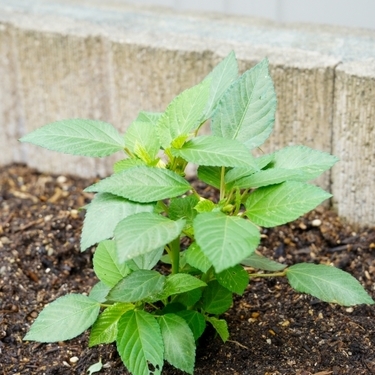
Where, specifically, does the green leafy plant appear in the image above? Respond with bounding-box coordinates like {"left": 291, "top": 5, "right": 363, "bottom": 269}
{"left": 21, "top": 51, "right": 374, "bottom": 375}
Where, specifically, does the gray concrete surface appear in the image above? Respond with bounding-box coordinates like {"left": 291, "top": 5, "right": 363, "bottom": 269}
{"left": 0, "top": 0, "right": 374, "bottom": 225}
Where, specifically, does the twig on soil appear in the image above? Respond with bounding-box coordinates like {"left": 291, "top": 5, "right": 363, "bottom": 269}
{"left": 327, "top": 244, "right": 353, "bottom": 252}
{"left": 14, "top": 218, "right": 44, "bottom": 233}
{"left": 227, "top": 339, "right": 249, "bottom": 350}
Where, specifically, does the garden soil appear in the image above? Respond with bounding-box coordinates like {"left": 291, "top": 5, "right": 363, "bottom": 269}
{"left": 1, "top": 164, "right": 374, "bottom": 375}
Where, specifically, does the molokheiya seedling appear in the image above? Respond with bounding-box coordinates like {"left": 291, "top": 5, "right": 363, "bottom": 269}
{"left": 20, "top": 51, "right": 374, "bottom": 375}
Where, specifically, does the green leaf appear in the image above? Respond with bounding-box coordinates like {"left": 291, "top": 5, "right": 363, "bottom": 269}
{"left": 161, "top": 303, "right": 186, "bottom": 314}
{"left": 270, "top": 145, "right": 339, "bottom": 180}
{"left": 206, "top": 316, "right": 229, "bottom": 342}
{"left": 87, "top": 359, "right": 103, "bottom": 375}
{"left": 128, "top": 247, "right": 164, "bottom": 271}
{"left": 81, "top": 193, "right": 154, "bottom": 251}
{"left": 173, "top": 288, "right": 202, "bottom": 307}
{"left": 256, "top": 153, "right": 275, "bottom": 169}
{"left": 216, "top": 265, "right": 249, "bottom": 295}
{"left": 159, "top": 273, "right": 206, "bottom": 299}
{"left": 89, "top": 281, "right": 112, "bottom": 303}
{"left": 157, "top": 79, "right": 210, "bottom": 149}
{"left": 93, "top": 240, "right": 131, "bottom": 287}
{"left": 169, "top": 195, "right": 199, "bottom": 224}
{"left": 245, "top": 181, "right": 332, "bottom": 227}
{"left": 124, "top": 120, "right": 160, "bottom": 161}
{"left": 197, "top": 166, "right": 221, "bottom": 189}
{"left": 113, "top": 158, "right": 145, "bottom": 173}
{"left": 136, "top": 111, "right": 163, "bottom": 126}
{"left": 211, "top": 59, "right": 276, "bottom": 149}
{"left": 286, "top": 263, "right": 374, "bottom": 306}
{"left": 193, "top": 212, "right": 260, "bottom": 273}
{"left": 158, "top": 314, "right": 196, "bottom": 374}
{"left": 89, "top": 302, "right": 134, "bottom": 347}
{"left": 114, "top": 213, "right": 185, "bottom": 263}
{"left": 225, "top": 154, "right": 275, "bottom": 187}
{"left": 84, "top": 166, "right": 190, "bottom": 203}
{"left": 20, "top": 119, "right": 124, "bottom": 157}
{"left": 117, "top": 310, "right": 164, "bottom": 375}
{"left": 229, "top": 168, "right": 308, "bottom": 189}
{"left": 203, "top": 51, "right": 239, "bottom": 118}
{"left": 194, "top": 199, "right": 215, "bottom": 213}
{"left": 172, "top": 135, "right": 258, "bottom": 168}
{"left": 108, "top": 270, "right": 165, "bottom": 303}
{"left": 24, "top": 294, "right": 100, "bottom": 342}
{"left": 201, "top": 280, "right": 232, "bottom": 314}
{"left": 176, "top": 310, "right": 206, "bottom": 341}
{"left": 185, "top": 242, "right": 212, "bottom": 273}
{"left": 224, "top": 166, "right": 257, "bottom": 186}
{"left": 241, "top": 253, "right": 287, "bottom": 271}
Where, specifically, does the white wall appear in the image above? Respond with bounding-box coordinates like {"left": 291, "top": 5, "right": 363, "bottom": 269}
{"left": 127, "top": 0, "right": 375, "bottom": 30}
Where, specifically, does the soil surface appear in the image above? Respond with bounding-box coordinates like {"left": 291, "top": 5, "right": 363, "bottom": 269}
{"left": 1, "top": 164, "right": 375, "bottom": 375}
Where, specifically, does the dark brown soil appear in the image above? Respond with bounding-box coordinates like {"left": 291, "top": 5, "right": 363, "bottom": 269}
{"left": 1, "top": 164, "right": 375, "bottom": 375}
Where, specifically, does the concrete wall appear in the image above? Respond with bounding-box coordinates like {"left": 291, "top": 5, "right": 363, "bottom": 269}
{"left": 125, "top": 0, "right": 375, "bottom": 30}
{"left": 0, "top": 0, "right": 374, "bottom": 226}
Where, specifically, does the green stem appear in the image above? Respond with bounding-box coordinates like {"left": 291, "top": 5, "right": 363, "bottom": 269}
{"left": 170, "top": 237, "right": 181, "bottom": 275}
{"left": 201, "top": 266, "right": 214, "bottom": 284}
{"left": 190, "top": 187, "right": 201, "bottom": 200}
{"left": 158, "top": 200, "right": 169, "bottom": 215}
{"left": 219, "top": 166, "right": 226, "bottom": 201}
{"left": 100, "top": 303, "right": 114, "bottom": 308}
{"left": 124, "top": 147, "right": 135, "bottom": 158}
{"left": 249, "top": 271, "right": 286, "bottom": 278}
{"left": 225, "top": 189, "right": 234, "bottom": 205}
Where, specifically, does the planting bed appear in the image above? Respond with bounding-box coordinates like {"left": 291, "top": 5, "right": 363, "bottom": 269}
{"left": 1, "top": 164, "right": 374, "bottom": 375}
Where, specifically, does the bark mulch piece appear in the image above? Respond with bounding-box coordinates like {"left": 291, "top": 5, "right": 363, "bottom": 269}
{"left": 1, "top": 164, "right": 374, "bottom": 375}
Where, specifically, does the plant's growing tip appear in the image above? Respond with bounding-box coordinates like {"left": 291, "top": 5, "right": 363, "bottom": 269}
{"left": 20, "top": 51, "right": 374, "bottom": 375}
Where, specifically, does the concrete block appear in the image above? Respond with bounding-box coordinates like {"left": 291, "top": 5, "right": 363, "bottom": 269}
{"left": 11, "top": 24, "right": 115, "bottom": 178}
{"left": 0, "top": 23, "right": 22, "bottom": 165}
{"left": 332, "top": 60, "right": 375, "bottom": 225}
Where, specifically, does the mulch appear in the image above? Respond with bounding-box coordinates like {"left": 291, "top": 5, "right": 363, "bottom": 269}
{"left": 1, "top": 164, "right": 375, "bottom": 375}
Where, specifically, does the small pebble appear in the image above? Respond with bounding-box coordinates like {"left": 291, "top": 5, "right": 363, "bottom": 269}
{"left": 70, "top": 209, "right": 79, "bottom": 219}
{"left": 299, "top": 223, "right": 307, "bottom": 230}
{"left": 69, "top": 356, "right": 79, "bottom": 364}
{"left": 346, "top": 307, "right": 354, "bottom": 313}
{"left": 0, "top": 237, "right": 11, "bottom": 244}
{"left": 56, "top": 175, "right": 67, "bottom": 184}
{"left": 311, "top": 219, "right": 322, "bottom": 227}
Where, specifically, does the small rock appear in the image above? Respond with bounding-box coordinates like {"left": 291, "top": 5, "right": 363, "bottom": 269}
{"left": 346, "top": 307, "right": 354, "bottom": 313}
{"left": 70, "top": 209, "right": 79, "bottom": 219}
{"left": 299, "top": 222, "right": 307, "bottom": 230}
{"left": 69, "top": 356, "right": 79, "bottom": 364}
{"left": 0, "top": 236, "right": 11, "bottom": 245}
{"left": 56, "top": 175, "right": 67, "bottom": 184}
{"left": 311, "top": 219, "right": 322, "bottom": 227}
